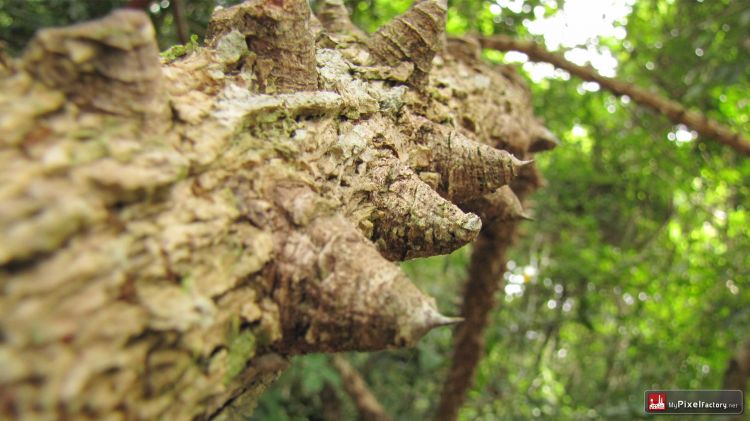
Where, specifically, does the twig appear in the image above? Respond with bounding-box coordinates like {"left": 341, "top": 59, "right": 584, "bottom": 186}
{"left": 476, "top": 35, "right": 750, "bottom": 157}
{"left": 330, "top": 355, "right": 394, "bottom": 421}
{"left": 171, "top": 0, "right": 189, "bottom": 44}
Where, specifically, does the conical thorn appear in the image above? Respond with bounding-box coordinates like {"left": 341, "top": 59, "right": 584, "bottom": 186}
{"left": 529, "top": 125, "right": 561, "bottom": 152}
{"left": 276, "top": 213, "right": 456, "bottom": 353}
{"left": 428, "top": 314, "right": 464, "bottom": 328}
{"left": 367, "top": 156, "right": 481, "bottom": 260}
{"left": 461, "top": 186, "right": 529, "bottom": 224}
{"left": 368, "top": 0, "right": 447, "bottom": 85}
{"left": 317, "top": 0, "right": 366, "bottom": 38}
{"left": 512, "top": 157, "right": 535, "bottom": 168}
{"left": 206, "top": 0, "right": 317, "bottom": 93}
{"left": 519, "top": 211, "right": 534, "bottom": 221}
{"left": 21, "top": 10, "right": 168, "bottom": 120}
{"left": 408, "top": 118, "right": 525, "bottom": 203}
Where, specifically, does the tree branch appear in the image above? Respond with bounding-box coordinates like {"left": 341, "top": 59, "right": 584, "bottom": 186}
{"left": 436, "top": 169, "right": 541, "bottom": 421}
{"left": 476, "top": 35, "right": 750, "bottom": 157}
{"left": 0, "top": 5, "right": 552, "bottom": 418}
{"left": 435, "top": 229, "right": 514, "bottom": 421}
{"left": 330, "top": 355, "right": 394, "bottom": 421}
{"left": 171, "top": 0, "right": 189, "bottom": 44}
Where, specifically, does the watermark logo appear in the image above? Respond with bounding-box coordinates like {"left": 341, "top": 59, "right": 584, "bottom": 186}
{"left": 647, "top": 393, "right": 666, "bottom": 412}
{"left": 644, "top": 390, "right": 743, "bottom": 415}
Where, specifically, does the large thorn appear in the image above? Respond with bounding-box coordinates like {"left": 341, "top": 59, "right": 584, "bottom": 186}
{"left": 529, "top": 123, "right": 561, "bottom": 152}
{"left": 21, "top": 9, "right": 168, "bottom": 122}
{"left": 408, "top": 118, "right": 531, "bottom": 204}
{"left": 461, "top": 185, "right": 531, "bottom": 224}
{"left": 275, "top": 213, "right": 460, "bottom": 353}
{"left": 206, "top": 0, "right": 317, "bottom": 93}
{"left": 368, "top": 0, "right": 447, "bottom": 85}
{"left": 512, "top": 160, "right": 544, "bottom": 197}
{"left": 446, "top": 36, "right": 482, "bottom": 64}
{"left": 317, "top": 0, "right": 366, "bottom": 39}
{"left": 367, "top": 156, "right": 482, "bottom": 260}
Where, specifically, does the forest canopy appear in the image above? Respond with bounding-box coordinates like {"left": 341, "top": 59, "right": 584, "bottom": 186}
{"left": 1, "top": 0, "right": 748, "bottom": 420}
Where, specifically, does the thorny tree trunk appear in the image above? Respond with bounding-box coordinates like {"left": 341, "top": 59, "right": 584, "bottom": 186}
{"left": 0, "top": 0, "right": 556, "bottom": 419}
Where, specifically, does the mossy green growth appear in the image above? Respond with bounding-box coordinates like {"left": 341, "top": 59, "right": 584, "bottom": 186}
{"left": 226, "top": 330, "right": 257, "bottom": 382}
{"left": 160, "top": 34, "right": 200, "bottom": 62}
{"left": 214, "top": 30, "right": 248, "bottom": 65}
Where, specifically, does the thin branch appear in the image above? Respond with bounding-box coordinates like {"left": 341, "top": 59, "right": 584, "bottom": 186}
{"left": 330, "top": 355, "right": 394, "bottom": 421}
{"left": 320, "top": 382, "right": 344, "bottom": 421}
{"left": 171, "top": 0, "right": 189, "bottom": 44}
{"left": 435, "top": 227, "right": 515, "bottom": 421}
{"left": 436, "top": 172, "right": 539, "bottom": 421}
{"left": 476, "top": 35, "right": 750, "bottom": 157}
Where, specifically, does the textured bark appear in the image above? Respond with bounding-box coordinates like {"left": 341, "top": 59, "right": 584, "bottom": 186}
{"left": 206, "top": 0, "right": 318, "bottom": 93}
{"left": 331, "top": 355, "right": 394, "bottom": 421}
{"left": 317, "top": 0, "right": 366, "bottom": 39}
{"left": 478, "top": 34, "right": 750, "bottom": 157}
{"left": 0, "top": 3, "right": 552, "bottom": 419}
{"left": 368, "top": 0, "right": 447, "bottom": 85}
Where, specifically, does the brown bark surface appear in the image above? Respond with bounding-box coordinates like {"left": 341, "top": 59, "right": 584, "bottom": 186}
{"left": 0, "top": 2, "right": 554, "bottom": 419}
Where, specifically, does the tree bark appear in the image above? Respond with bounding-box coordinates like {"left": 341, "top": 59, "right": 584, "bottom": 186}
{"left": 0, "top": 2, "right": 553, "bottom": 419}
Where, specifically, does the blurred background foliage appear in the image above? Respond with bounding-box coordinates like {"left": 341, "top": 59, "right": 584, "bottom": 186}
{"left": 2, "top": 0, "right": 749, "bottom": 419}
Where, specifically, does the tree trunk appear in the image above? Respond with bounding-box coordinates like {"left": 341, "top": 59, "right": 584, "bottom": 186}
{"left": 0, "top": 1, "right": 555, "bottom": 419}
{"left": 723, "top": 340, "right": 750, "bottom": 421}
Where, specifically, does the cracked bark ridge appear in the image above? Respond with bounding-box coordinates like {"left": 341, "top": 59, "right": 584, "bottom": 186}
{"left": 206, "top": 0, "right": 317, "bottom": 93}
{"left": 368, "top": 0, "right": 447, "bottom": 85}
{"left": 21, "top": 9, "right": 168, "bottom": 124}
{"left": 0, "top": 5, "right": 553, "bottom": 419}
{"left": 316, "top": 0, "right": 366, "bottom": 39}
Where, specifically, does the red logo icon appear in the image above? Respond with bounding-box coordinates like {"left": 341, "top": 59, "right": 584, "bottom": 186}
{"left": 648, "top": 393, "right": 666, "bottom": 411}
